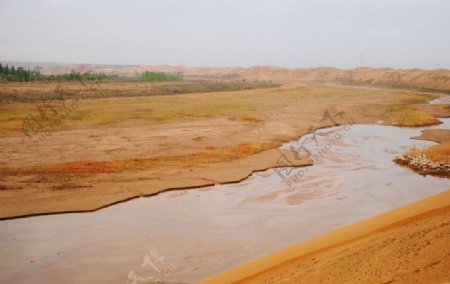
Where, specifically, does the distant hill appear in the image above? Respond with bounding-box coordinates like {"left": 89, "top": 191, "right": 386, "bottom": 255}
{"left": 2, "top": 60, "right": 450, "bottom": 92}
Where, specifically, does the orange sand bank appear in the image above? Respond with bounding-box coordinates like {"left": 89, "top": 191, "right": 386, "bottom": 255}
{"left": 200, "top": 190, "right": 450, "bottom": 283}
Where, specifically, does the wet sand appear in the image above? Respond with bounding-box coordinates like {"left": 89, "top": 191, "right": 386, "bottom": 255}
{"left": 413, "top": 129, "right": 450, "bottom": 144}
{"left": 200, "top": 190, "right": 450, "bottom": 284}
{"left": 0, "top": 148, "right": 311, "bottom": 219}
{"left": 414, "top": 94, "right": 450, "bottom": 143}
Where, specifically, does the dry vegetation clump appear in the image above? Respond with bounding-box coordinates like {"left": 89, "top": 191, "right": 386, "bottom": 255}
{"left": 395, "top": 143, "right": 450, "bottom": 177}
{"left": 231, "top": 115, "right": 263, "bottom": 122}
{"left": 423, "top": 143, "right": 450, "bottom": 163}
{"left": 388, "top": 106, "right": 440, "bottom": 127}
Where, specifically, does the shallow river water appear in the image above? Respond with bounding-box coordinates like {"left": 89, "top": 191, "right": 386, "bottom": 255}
{"left": 0, "top": 118, "right": 449, "bottom": 284}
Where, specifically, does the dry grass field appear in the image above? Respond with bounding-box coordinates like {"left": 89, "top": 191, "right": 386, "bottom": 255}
{"left": 0, "top": 79, "right": 448, "bottom": 219}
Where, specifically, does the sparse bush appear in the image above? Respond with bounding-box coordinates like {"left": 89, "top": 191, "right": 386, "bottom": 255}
{"left": 138, "top": 71, "right": 183, "bottom": 81}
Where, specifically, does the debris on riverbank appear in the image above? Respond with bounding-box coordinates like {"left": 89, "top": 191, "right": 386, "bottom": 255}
{"left": 395, "top": 146, "right": 450, "bottom": 178}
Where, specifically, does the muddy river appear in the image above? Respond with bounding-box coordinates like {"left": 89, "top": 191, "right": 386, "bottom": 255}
{"left": 1, "top": 118, "right": 449, "bottom": 284}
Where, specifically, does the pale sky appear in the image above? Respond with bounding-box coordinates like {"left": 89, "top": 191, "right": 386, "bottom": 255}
{"left": 0, "top": 0, "right": 449, "bottom": 69}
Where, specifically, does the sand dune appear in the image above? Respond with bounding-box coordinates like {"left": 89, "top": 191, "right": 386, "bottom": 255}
{"left": 64, "top": 66, "right": 450, "bottom": 91}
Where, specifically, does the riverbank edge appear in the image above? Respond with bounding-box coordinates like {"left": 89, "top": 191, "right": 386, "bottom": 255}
{"left": 198, "top": 189, "right": 450, "bottom": 283}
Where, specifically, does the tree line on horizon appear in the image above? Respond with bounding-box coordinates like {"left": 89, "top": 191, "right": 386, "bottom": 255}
{"left": 0, "top": 64, "right": 109, "bottom": 82}
{"left": 0, "top": 64, "right": 43, "bottom": 82}
{"left": 0, "top": 64, "right": 184, "bottom": 82}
